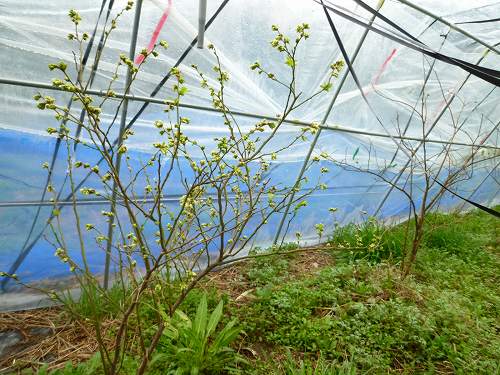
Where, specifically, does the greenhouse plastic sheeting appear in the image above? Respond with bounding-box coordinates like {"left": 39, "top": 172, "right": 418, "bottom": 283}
{"left": 0, "top": 0, "right": 499, "bottom": 310}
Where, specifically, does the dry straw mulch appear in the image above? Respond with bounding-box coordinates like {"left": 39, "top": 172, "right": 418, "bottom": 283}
{"left": 0, "top": 307, "right": 108, "bottom": 374}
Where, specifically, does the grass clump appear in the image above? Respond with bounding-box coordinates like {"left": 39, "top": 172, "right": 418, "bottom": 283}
{"left": 61, "top": 280, "right": 129, "bottom": 321}
{"left": 328, "top": 218, "right": 406, "bottom": 264}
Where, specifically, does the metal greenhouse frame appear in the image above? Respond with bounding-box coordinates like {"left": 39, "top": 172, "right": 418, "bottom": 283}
{"left": 0, "top": 0, "right": 498, "bottom": 310}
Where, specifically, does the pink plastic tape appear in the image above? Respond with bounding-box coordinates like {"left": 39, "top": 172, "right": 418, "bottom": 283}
{"left": 135, "top": 0, "right": 173, "bottom": 65}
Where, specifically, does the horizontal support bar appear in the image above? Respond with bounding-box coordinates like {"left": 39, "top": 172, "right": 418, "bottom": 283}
{"left": 0, "top": 183, "right": 393, "bottom": 208}
{"left": 0, "top": 196, "right": 179, "bottom": 208}
{"left": 0, "top": 76, "right": 498, "bottom": 150}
